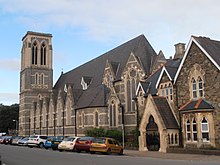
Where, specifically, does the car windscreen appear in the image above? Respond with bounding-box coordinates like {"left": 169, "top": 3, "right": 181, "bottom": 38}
{"left": 94, "top": 138, "right": 106, "bottom": 144}
{"left": 63, "top": 137, "right": 75, "bottom": 141}
{"left": 29, "top": 135, "right": 38, "bottom": 138}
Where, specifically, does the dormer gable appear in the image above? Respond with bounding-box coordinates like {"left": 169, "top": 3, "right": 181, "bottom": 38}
{"left": 81, "top": 76, "right": 93, "bottom": 90}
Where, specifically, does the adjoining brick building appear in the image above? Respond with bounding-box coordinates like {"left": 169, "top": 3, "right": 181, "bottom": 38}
{"left": 19, "top": 31, "right": 220, "bottom": 152}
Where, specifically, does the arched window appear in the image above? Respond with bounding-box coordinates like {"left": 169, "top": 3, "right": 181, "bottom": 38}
{"left": 41, "top": 42, "right": 46, "bottom": 65}
{"left": 81, "top": 113, "right": 85, "bottom": 127}
{"left": 32, "top": 41, "right": 38, "bottom": 65}
{"left": 168, "top": 134, "right": 170, "bottom": 144}
{"left": 186, "top": 119, "right": 191, "bottom": 141}
{"left": 170, "top": 87, "right": 173, "bottom": 100}
{"left": 35, "top": 73, "right": 39, "bottom": 84}
{"left": 41, "top": 74, "right": 44, "bottom": 85}
{"left": 201, "top": 117, "right": 209, "bottom": 142}
{"left": 127, "top": 69, "right": 137, "bottom": 112}
{"left": 192, "top": 78, "right": 197, "bottom": 98}
{"left": 192, "top": 119, "right": 197, "bottom": 141}
{"left": 95, "top": 112, "right": 99, "bottom": 127}
{"left": 198, "top": 77, "right": 203, "bottom": 97}
{"left": 109, "top": 100, "right": 117, "bottom": 127}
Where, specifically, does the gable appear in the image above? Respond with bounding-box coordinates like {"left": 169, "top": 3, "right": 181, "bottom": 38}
{"left": 174, "top": 36, "right": 220, "bottom": 84}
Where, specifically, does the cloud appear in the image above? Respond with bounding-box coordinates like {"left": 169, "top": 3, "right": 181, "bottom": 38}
{"left": 0, "top": 58, "right": 20, "bottom": 71}
{"left": 0, "top": 92, "right": 19, "bottom": 105}
{"left": 1, "top": 0, "right": 220, "bottom": 55}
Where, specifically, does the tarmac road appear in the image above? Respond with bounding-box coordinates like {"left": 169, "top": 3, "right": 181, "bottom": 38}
{"left": 0, "top": 144, "right": 220, "bottom": 165}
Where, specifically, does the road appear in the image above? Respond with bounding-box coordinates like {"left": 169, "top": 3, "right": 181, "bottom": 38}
{"left": 0, "top": 144, "right": 219, "bottom": 165}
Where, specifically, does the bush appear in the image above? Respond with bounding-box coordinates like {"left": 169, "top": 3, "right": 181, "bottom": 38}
{"left": 106, "top": 129, "right": 122, "bottom": 142}
{"left": 85, "top": 128, "right": 122, "bottom": 142}
{"left": 85, "top": 127, "right": 105, "bottom": 137}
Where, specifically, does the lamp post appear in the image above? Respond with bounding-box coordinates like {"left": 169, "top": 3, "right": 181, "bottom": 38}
{"left": 53, "top": 112, "right": 56, "bottom": 136}
{"left": 12, "top": 120, "right": 18, "bottom": 136}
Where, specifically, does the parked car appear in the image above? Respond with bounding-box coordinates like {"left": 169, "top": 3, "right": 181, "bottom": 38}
{"left": 74, "top": 137, "right": 95, "bottom": 153}
{"left": 44, "top": 136, "right": 54, "bottom": 149}
{"left": 0, "top": 136, "right": 4, "bottom": 144}
{"left": 51, "top": 136, "right": 66, "bottom": 150}
{"left": 3, "top": 136, "right": 13, "bottom": 145}
{"left": 58, "top": 136, "right": 79, "bottom": 152}
{"left": 90, "top": 137, "right": 123, "bottom": 155}
{"left": 27, "top": 135, "right": 47, "bottom": 148}
{"left": 18, "top": 137, "right": 29, "bottom": 146}
{"left": 11, "top": 136, "right": 24, "bottom": 145}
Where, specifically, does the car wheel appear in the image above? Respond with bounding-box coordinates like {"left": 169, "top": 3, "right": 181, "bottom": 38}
{"left": 39, "top": 143, "right": 44, "bottom": 148}
{"left": 90, "top": 151, "right": 95, "bottom": 154}
{"left": 72, "top": 147, "right": 76, "bottom": 152}
{"left": 59, "top": 149, "right": 63, "bottom": 152}
{"left": 76, "top": 149, "right": 81, "bottom": 153}
{"left": 118, "top": 149, "right": 123, "bottom": 155}
{"left": 106, "top": 148, "right": 111, "bottom": 155}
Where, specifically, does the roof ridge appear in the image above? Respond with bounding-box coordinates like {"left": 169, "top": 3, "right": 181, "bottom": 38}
{"left": 194, "top": 98, "right": 203, "bottom": 109}
{"left": 179, "top": 100, "right": 192, "bottom": 110}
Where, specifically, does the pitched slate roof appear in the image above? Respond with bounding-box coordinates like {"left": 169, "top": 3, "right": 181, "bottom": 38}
{"left": 174, "top": 36, "right": 220, "bottom": 83}
{"left": 152, "top": 96, "right": 179, "bottom": 129}
{"left": 54, "top": 35, "right": 157, "bottom": 91}
{"left": 193, "top": 36, "right": 220, "bottom": 67}
{"left": 179, "top": 98, "right": 214, "bottom": 111}
{"left": 53, "top": 35, "right": 157, "bottom": 108}
{"left": 138, "top": 58, "right": 181, "bottom": 96}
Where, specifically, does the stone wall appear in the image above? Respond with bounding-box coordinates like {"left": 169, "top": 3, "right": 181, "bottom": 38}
{"left": 176, "top": 42, "right": 220, "bottom": 148}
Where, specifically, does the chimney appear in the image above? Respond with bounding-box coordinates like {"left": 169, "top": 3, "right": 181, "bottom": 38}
{"left": 174, "top": 43, "right": 185, "bottom": 59}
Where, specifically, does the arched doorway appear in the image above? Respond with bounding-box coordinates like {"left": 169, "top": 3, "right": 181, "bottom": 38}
{"left": 146, "top": 115, "right": 160, "bottom": 151}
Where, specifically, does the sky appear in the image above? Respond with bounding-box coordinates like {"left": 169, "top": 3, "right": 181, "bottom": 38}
{"left": 0, "top": 0, "right": 220, "bottom": 105}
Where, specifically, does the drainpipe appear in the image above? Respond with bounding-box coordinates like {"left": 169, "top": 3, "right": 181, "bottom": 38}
{"left": 174, "top": 80, "right": 183, "bottom": 147}
{"left": 120, "top": 104, "right": 125, "bottom": 148}
{"left": 74, "top": 108, "right": 77, "bottom": 136}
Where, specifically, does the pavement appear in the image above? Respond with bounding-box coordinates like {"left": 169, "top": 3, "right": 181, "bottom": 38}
{"left": 124, "top": 150, "right": 220, "bottom": 161}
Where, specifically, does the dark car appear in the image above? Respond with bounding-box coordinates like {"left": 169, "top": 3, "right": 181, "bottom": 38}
{"left": 51, "top": 136, "right": 66, "bottom": 150}
{"left": 44, "top": 136, "right": 55, "bottom": 149}
{"left": 3, "top": 136, "right": 13, "bottom": 145}
{"left": 74, "top": 137, "right": 95, "bottom": 153}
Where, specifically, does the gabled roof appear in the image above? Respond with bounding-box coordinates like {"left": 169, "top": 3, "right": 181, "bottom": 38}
{"left": 152, "top": 96, "right": 179, "bottom": 129}
{"left": 76, "top": 84, "right": 110, "bottom": 109}
{"left": 174, "top": 36, "right": 220, "bottom": 83}
{"left": 54, "top": 35, "right": 157, "bottom": 91}
{"left": 179, "top": 98, "right": 214, "bottom": 111}
{"left": 155, "top": 58, "right": 181, "bottom": 89}
{"left": 136, "top": 66, "right": 163, "bottom": 96}
{"left": 137, "top": 58, "right": 181, "bottom": 96}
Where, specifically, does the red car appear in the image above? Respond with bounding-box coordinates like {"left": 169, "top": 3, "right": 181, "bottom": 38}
{"left": 74, "top": 137, "right": 95, "bottom": 153}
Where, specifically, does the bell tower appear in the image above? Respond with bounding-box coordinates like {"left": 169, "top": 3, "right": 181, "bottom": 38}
{"left": 19, "top": 31, "right": 53, "bottom": 136}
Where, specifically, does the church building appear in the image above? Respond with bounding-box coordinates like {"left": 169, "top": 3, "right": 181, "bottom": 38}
{"left": 19, "top": 31, "right": 220, "bottom": 152}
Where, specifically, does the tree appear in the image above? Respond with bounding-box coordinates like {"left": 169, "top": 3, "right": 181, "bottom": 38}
{"left": 0, "top": 104, "right": 19, "bottom": 134}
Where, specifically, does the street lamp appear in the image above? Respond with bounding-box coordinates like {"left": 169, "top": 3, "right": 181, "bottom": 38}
{"left": 53, "top": 112, "right": 56, "bottom": 136}
{"left": 12, "top": 120, "right": 18, "bottom": 136}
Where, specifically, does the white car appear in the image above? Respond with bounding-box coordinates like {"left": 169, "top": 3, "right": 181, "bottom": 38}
{"left": 58, "top": 136, "right": 79, "bottom": 152}
{"left": 27, "top": 135, "right": 47, "bottom": 148}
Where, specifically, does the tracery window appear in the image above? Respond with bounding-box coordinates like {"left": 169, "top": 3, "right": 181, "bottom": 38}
{"left": 41, "top": 42, "right": 46, "bottom": 65}
{"left": 32, "top": 41, "right": 38, "bottom": 65}
{"left": 201, "top": 117, "right": 209, "bottom": 142}
{"left": 95, "top": 111, "right": 99, "bottom": 127}
{"left": 186, "top": 119, "right": 191, "bottom": 141}
{"left": 192, "top": 119, "right": 197, "bottom": 141}
{"left": 126, "top": 69, "right": 137, "bottom": 112}
{"left": 198, "top": 77, "right": 203, "bottom": 97}
{"left": 192, "top": 78, "right": 197, "bottom": 98}
{"left": 109, "top": 100, "right": 117, "bottom": 127}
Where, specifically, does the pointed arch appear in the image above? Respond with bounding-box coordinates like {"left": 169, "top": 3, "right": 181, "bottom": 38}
{"left": 32, "top": 40, "right": 38, "bottom": 65}
{"left": 41, "top": 41, "right": 47, "bottom": 65}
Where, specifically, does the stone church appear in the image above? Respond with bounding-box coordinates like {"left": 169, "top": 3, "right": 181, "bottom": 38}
{"left": 19, "top": 31, "right": 220, "bottom": 152}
